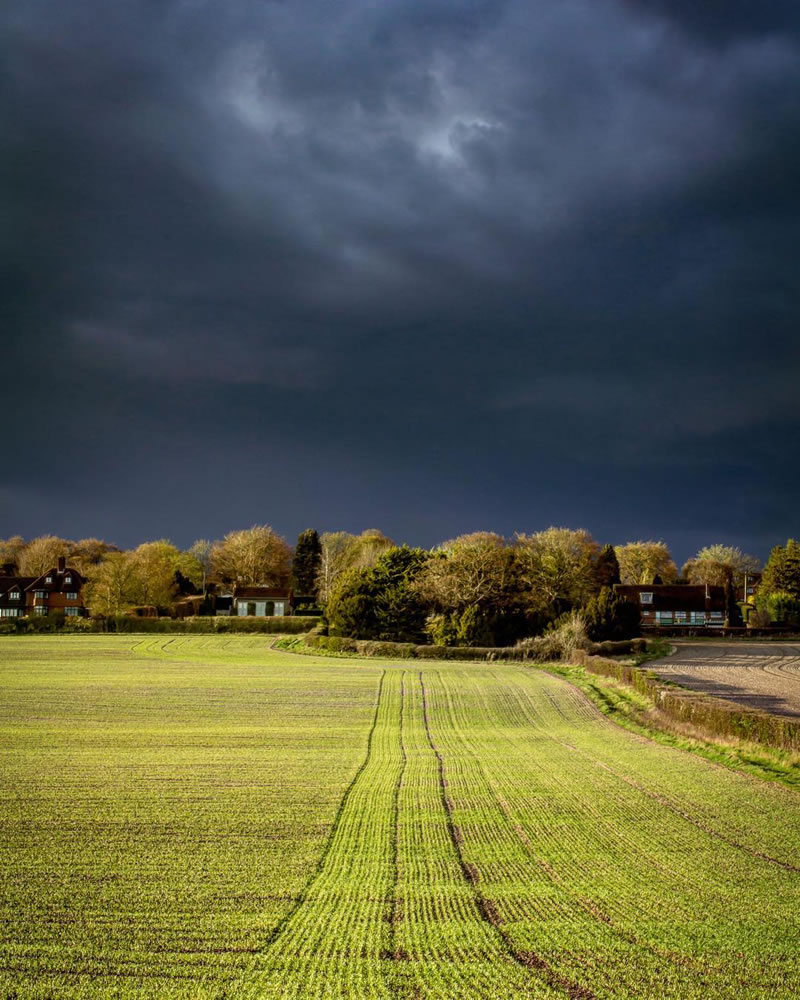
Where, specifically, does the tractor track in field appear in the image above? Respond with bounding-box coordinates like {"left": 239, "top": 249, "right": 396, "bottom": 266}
{"left": 530, "top": 668, "right": 800, "bottom": 876}
{"left": 419, "top": 671, "right": 598, "bottom": 1000}
{"left": 593, "top": 761, "right": 800, "bottom": 874}
{"left": 260, "top": 668, "right": 388, "bottom": 952}
{"left": 386, "top": 671, "right": 408, "bottom": 961}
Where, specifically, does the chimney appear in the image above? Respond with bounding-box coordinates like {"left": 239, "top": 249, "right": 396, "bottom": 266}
{"left": 57, "top": 556, "right": 66, "bottom": 573}
{"left": 1, "top": 563, "right": 15, "bottom": 576}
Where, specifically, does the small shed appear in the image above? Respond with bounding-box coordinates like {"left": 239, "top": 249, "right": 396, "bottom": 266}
{"left": 232, "top": 586, "right": 292, "bottom": 617}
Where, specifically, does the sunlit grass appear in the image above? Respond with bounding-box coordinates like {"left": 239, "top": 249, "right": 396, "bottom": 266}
{"left": 1, "top": 637, "right": 799, "bottom": 998}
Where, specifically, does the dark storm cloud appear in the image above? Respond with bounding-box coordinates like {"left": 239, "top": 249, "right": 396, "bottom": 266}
{"left": 625, "top": 1, "right": 800, "bottom": 45}
{"left": 1, "top": 0, "right": 798, "bottom": 560}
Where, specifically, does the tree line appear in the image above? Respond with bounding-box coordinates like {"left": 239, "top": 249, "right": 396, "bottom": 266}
{"left": 3, "top": 528, "right": 797, "bottom": 638}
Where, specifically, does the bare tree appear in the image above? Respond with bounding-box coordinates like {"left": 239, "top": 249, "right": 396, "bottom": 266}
{"left": 416, "top": 532, "right": 514, "bottom": 612}
{"left": 515, "top": 527, "right": 600, "bottom": 617}
{"left": 68, "top": 538, "right": 120, "bottom": 575}
{"left": 316, "top": 530, "right": 393, "bottom": 603}
{"left": 18, "top": 535, "right": 73, "bottom": 577}
{"left": 211, "top": 525, "right": 291, "bottom": 587}
{"left": 615, "top": 541, "right": 678, "bottom": 585}
{"left": 188, "top": 539, "right": 213, "bottom": 596}
{"left": 682, "top": 545, "right": 760, "bottom": 588}
{"left": 84, "top": 553, "right": 138, "bottom": 616}
{"left": 0, "top": 535, "right": 26, "bottom": 571}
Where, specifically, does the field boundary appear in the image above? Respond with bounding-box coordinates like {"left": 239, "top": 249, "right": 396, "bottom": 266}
{"left": 571, "top": 650, "right": 800, "bottom": 751}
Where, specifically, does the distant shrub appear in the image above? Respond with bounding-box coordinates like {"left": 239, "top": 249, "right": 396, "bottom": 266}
{"left": 414, "top": 645, "right": 449, "bottom": 659}
{"left": 589, "top": 638, "right": 646, "bottom": 656}
{"left": 765, "top": 591, "right": 800, "bottom": 626}
{"left": 356, "top": 640, "right": 416, "bottom": 658}
{"left": 324, "top": 636, "right": 358, "bottom": 653}
{"left": 517, "top": 611, "right": 589, "bottom": 662}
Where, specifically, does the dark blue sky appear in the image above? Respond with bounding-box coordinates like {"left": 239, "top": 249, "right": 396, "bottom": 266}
{"left": 2, "top": 0, "right": 798, "bottom": 565}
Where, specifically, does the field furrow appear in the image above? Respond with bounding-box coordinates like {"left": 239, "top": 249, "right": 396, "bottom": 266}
{"left": 245, "top": 669, "right": 401, "bottom": 998}
{"left": 423, "top": 666, "right": 800, "bottom": 999}
{"left": 2, "top": 637, "right": 799, "bottom": 999}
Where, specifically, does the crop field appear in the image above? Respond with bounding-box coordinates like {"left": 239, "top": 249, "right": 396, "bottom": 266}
{"left": 1, "top": 637, "right": 799, "bottom": 999}
{"left": 653, "top": 642, "right": 800, "bottom": 719}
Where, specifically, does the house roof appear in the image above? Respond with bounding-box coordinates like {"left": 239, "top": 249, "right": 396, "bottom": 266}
{"left": 25, "top": 565, "right": 86, "bottom": 592}
{"left": 233, "top": 586, "right": 292, "bottom": 600}
{"left": 615, "top": 584, "right": 726, "bottom": 612}
{"left": 0, "top": 576, "right": 35, "bottom": 601}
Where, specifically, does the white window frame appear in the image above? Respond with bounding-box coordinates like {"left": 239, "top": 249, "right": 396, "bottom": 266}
{"left": 640, "top": 592, "right": 653, "bottom": 605}
{"left": 66, "top": 592, "right": 78, "bottom": 601}
{"left": 9, "top": 591, "right": 20, "bottom": 601}
{"left": 45, "top": 576, "right": 52, "bottom": 583}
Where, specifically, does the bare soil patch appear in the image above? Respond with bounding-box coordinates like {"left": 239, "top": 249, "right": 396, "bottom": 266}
{"left": 652, "top": 642, "right": 800, "bottom": 719}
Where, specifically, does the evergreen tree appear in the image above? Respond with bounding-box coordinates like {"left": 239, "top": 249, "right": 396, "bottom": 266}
{"left": 595, "top": 544, "right": 620, "bottom": 588}
{"left": 583, "top": 587, "right": 640, "bottom": 641}
{"left": 292, "top": 529, "right": 322, "bottom": 597}
{"left": 326, "top": 546, "right": 429, "bottom": 641}
{"left": 759, "top": 539, "right": 800, "bottom": 602}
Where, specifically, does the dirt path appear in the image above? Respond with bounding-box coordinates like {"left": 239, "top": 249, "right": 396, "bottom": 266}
{"left": 651, "top": 641, "right": 800, "bottom": 719}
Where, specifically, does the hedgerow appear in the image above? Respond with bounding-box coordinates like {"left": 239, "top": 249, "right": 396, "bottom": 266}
{"left": 575, "top": 650, "right": 800, "bottom": 751}
{"left": 1, "top": 615, "right": 320, "bottom": 635}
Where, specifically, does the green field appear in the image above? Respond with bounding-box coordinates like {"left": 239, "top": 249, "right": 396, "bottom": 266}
{"left": 1, "top": 637, "right": 799, "bottom": 999}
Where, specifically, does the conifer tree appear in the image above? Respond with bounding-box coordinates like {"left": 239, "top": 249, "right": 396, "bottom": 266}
{"left": 292, "top": 529, "right": 322, "bottom": 597}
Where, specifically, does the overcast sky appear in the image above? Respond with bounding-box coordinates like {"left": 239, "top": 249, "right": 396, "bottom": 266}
{"left": 2, "top": 0, "right": 798, "bottom": 563}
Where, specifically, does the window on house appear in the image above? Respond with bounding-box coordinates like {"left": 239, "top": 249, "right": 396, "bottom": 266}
{"left": 34, "top": 607, "right": 48, "bottom": 616}
{"left": 9, "top": 591, "right": 19, "bottom": 600}
{"left": 66, "top": 592, "right": 78, "bottom": 601}
{"left": 34, "top": 591, "right": 48, "bottom": 600}
{"left": 45, "top": 576, "right": 52, "bottom": 583}
{"left": 64, "top": 607, "right": 80, "bottom": 617}
{"left": 0, "top": 608, "right": 21, "bottom": 617}
{"left": 65, "top": 575, "right": 72, "bottom": 584}
{"left": 640, "top": 592, "right": 653, "bottom": 604}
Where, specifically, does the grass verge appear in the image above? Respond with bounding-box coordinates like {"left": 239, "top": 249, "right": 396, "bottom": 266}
{"left": 548, "top": 662, "right": 800, "bottom": 790}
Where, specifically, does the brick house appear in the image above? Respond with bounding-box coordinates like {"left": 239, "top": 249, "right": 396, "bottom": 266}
{"left": 0, "top": 557, "right": 88, "bottom": 619}
{"left": 0, "top": 567, "right": 29, "bottom": 619}
{"left": 614, "top": 583, "right": 726, "bottom": 628}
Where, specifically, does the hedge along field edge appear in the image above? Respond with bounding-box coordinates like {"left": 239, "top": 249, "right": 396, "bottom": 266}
{"left": 0, "top": 615, "right": 321, "bottom": 635}
{"left": 571, "top": 651, "right": 800, "bottom": 752}
{"left": 278, "top": 634, "right": 648, "bottom": 661}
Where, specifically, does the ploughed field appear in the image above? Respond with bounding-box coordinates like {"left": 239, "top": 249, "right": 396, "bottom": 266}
{"left": 652, "top": 641, "right": 800, "bottom": 719}
{"left": 1, "top": 637, "right": 799, "bottom": 999}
